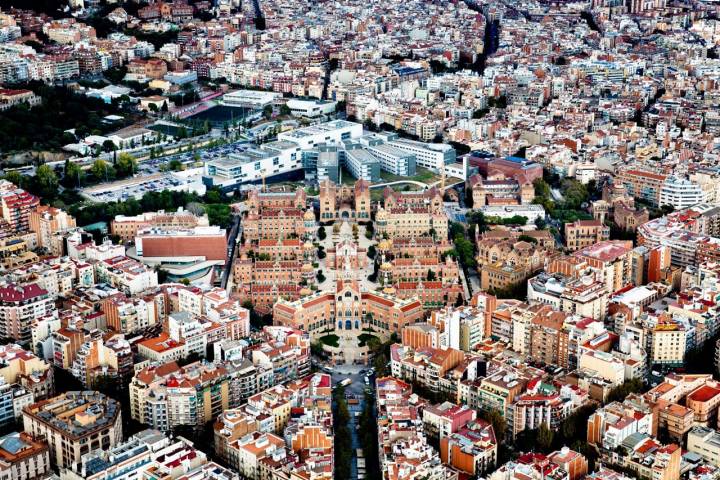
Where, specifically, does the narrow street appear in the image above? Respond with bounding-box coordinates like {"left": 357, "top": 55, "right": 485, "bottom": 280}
{"left": 331, "top": 366, "right": 375, "bottom": 480}
{"left": 221, "top": 215, "right": 241, "bottom": 290}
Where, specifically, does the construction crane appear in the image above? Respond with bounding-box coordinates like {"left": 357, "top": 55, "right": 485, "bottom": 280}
{"left": 440, "top": 161, "right": 446, "bottom": 191}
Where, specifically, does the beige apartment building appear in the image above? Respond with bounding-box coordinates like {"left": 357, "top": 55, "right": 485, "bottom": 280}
{"left": 564, "top": 220, "right": 610, "bottom": 251}
{"left": 29, "top": 206, "right": 76, "bottom": 253}
{"left": 22, "top": 391, "right": 122, "bottom": 469}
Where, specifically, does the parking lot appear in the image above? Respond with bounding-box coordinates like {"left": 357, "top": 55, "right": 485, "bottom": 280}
{"left": 80, "top": 169, "right": 206, "bottom": 202}
{"left": 137, "top": 139, "right": 253, "bottom": 176}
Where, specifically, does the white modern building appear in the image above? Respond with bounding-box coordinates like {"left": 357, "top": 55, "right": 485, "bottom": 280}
{"left": 344, "top": 147, "right": 380, "bottom": 182}
{"left": 688, "top": 426, "right": 720, "bottom": 466}
{"left": 659, "top": 176, "right": 703, "bottom": 209}
{"left": 364, "top": 143, "right": 416, "bottom": 176}
{"left": 277, "top": 120, "right": 363, "bottom": 149}
{"left": 222, "top": 90, "right": 281, "bottom": 108}
{"left": 285, "top": 98, "right": 337, "bottom": 117}
{"left": 204, "top": 141, "right": 304, "bottom": 189}
{"left": 479, "top": 204, "right": 546, "bottom": 223}
{"left": 205, "top": 121, "right": 363, "bottom": 190}
{"left": 390, "top": 138, "right": 456, "bottom": 172}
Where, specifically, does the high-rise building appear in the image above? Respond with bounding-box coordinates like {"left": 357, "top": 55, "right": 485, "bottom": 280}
{"left": 0, "top": 284, "right": 54, "bottom": 342}
{"left": 0, "top": 181, "right": 39, "bottom": 235}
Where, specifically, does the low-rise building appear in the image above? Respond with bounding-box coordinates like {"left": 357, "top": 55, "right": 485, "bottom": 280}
{"left": 214, "top": 373, "right": 333, "bottom": 480}
{"left": 94, "top": 256, "right": 158, "bottom": 296}
{"left": 273, "top": 280, "right": 424, "bottom": 340}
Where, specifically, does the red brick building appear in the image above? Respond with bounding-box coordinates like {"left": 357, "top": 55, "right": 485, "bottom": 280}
{"left": 136, "top": 226, "right": 227, "bottom": 261}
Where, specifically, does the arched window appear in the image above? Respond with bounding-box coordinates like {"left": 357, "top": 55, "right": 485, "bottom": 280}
{"left": 338, "top": 321, "right": 342, "bottom": 329}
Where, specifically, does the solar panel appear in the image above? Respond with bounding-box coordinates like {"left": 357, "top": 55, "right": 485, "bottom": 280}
{"left": 0, "top": 434, "right": 27, "bottom": 454}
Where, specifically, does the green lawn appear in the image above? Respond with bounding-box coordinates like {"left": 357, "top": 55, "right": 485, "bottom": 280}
{"left": 319, "top": 334, "right": 340, "bottom": 348}
{"left": 341, "top": 166, "right": 440, "bottom": 187}
{"left": 358, "top": 333, "right": 379, "bottom": 348}
{"left": 378, "top": 166, "right": 438, "bottom": 184}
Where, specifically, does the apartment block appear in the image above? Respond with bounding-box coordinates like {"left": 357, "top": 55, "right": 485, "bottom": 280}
{"left": 564, "top": 220, "right": 610, "bottom": 252}
{"left": 28, "top": 206, "right": 76, "bottom": 253}
{"left": 0, "top": 432, "right": 50, "bottom": 480}
{"left": 22, "top": 391, "right": 122, "bottom": 469}
{"left": 617, "top": 169, "right": 667, "bottom": 206}
{"left": 214, "top": 373, "right": 333, "bottom": 480}
{"left": 0, "top": 284, "right": 54, "bottom": 342}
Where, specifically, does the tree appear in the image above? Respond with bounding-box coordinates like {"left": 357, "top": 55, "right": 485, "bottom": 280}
{"left": 426, "top": 269, "right": 437, "bottom": 281}
{"left": 318, "top": 226, "right": 327, "bottom": 240}
{"left": 280, "top": 104, "right": 291, "bottom": 116}
{"left": 262, "top": 105, "right": 273, "bottom": 120}
{"left": 316, "top": 270, "right": 326, "bottom": 283}
{"left": 169, "top": 159, "right": 184, "bottom": 171}
{"left": 204, "top": 204, "right": 232, "bottom": 229}
{"left": 63, "top": 160, "right": 85, "bottom": 188}
{"left": 116, "top": 153, "right": 137, "bottom": 178}
{"left": 453, "top": 235, "right": 476, "bottom": 269}
{"left": 3, "top": 171, "right": 23, "bottom": 187}
{"left": 561, "top": 178, "right": 590, "bottom": 210}
{"left": 607, "top": 378, "right": 644, "bottom": 404}
{"left": 102, "top": 139, "right": 117, "bottom": 155}
{"left": 35, "top": 164, "right": 59, "bottom": 199}
{"left": 185, "top": 202, "right": 205, "bottom": 216}
{"left": 332, "top": 385, "right": 353, "bottom": 479}
{"left": 367, "top": 245, "right": 377, "bottom": 259}
{"left": 479, "top": 409, "right": 506, "bottom": 442}
{"left": 91, "top": 159, "right": 115, "bottom": 182}
{"left": 473, "top": 108, "right": 489, "bottom": 119}
{"left": 205, "top": 189, "right": 222, "bottom": 204}
{"left": 537, "top": 423, "right": 554, "bottom": 453}
{"left": 365, "top": 222, "right": 374, "bottom": 238}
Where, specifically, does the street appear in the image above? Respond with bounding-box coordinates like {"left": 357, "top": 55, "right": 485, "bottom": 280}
{"left": 331, "top": 365, "right": 375, "bottom": 480}
{"left": 221, "top": 215, "right": 241, "bottom": 290}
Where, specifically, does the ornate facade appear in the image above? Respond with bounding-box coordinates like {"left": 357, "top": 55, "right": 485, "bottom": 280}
{"left": 273, "top": 280, "right": 424, "bottom": 337}
{"left": 318, "top": 179, "right": 371, "bottom": 223}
